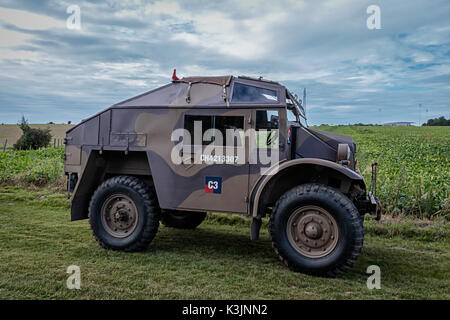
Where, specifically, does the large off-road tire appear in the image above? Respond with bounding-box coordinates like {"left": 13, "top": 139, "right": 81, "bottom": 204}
{"left": 270, "top": 184, "right": 364, "bottom": 277}
{"left": 160, "top": 210, "right": 206, "bottom": 229}
{"left": 89, "top": 175, "right": 160, "bottom": 252}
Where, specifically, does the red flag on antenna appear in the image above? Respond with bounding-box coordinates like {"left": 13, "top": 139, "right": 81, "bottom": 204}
{"left": 172, "top": 69, "right": 179, "bottom": 81}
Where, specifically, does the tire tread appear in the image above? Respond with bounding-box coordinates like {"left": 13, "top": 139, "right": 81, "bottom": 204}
{"left": 89, "top": 175, "right": 160, "bottom": 252}
{"left": 269, "top": 183, "right": 364, "bottom": 277}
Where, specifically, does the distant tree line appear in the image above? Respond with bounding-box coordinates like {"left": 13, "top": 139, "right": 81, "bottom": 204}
{"left": 423, "top": 116, "right": 450, "bottom": 126}
{"left": 348, "top": 123, "right": 382, "bottom": 126}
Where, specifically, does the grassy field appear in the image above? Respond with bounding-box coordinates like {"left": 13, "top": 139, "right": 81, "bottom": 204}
{"left": 0, "top": 186, "right": 448, "bottom": 300}
{"left": 0, "top": 123, "right": 74, "bottom": 149}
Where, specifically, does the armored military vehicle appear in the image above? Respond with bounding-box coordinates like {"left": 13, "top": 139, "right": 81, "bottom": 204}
{"left": 64, "top": 74, "right": 381, "bottom": 277}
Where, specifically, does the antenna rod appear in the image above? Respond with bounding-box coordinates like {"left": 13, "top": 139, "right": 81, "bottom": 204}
{"left": 303, "top": 88, "right": 306, "bottom": 119}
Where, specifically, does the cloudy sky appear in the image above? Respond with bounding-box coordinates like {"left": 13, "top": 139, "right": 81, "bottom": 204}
{"left": 0, "top": 0, "right": 449, "bottom": 125}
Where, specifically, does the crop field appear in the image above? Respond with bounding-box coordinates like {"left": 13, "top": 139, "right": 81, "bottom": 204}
{"left": 0, "top": 125, "right": 448, "bottom": 300}
{"left": 1, "top": 125, "right": 448, "bottom": 218}
{"left": 316, "top": 125, "right": 449, "bottom": 219}
{"left": 0, "top": 148, "right": 65, "bottom": 187}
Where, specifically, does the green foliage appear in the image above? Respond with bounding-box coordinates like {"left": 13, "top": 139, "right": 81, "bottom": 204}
{"left": 13, "top": 116, "right": 52, "bottom": 150}
{"left": 0, "top": 148, "right": 64, "bottom": 186}
{"left": 316, "top": 125, "right": 450, "bottom": 219}
{"left": 423, "top": 116, "right": 450, "bottom": 126}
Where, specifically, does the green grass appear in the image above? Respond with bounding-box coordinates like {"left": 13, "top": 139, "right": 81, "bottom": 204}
{"left": 0, "top": 187, "right": 448, "bottom": 300}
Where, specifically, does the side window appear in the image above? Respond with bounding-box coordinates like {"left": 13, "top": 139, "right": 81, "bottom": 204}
{"left": 184, "top": 115, "right": 244, "bottom": 146}
{"left": 255, "top": 110, "right": 279, "bottom": 149}
{"left": 184, "top": 115, "right": 211, "bottom": 146}
{"left": 232, "top": 83, "right": 278, "bottom": 102}
{"left": 287, "top": 107, "right": 297, "bottom": 122}
{"left": 256, "top": 110, "right": 279, "bottom": 130}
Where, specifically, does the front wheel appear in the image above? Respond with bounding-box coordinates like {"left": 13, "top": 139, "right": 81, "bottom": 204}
{"left": 270, "top": 184, "right": 364, "bottom": 277}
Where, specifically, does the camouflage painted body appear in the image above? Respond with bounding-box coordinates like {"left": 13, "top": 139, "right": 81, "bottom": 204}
{"left": 64, "top": 76, "right": 378, "bottom": 222}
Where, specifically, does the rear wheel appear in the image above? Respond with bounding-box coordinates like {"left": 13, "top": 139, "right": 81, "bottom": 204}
{"left": 89, "top": 176, "right": 160, "bottom": 252}
{"left": 161, "top": 210, "right": 206, "bottom": 229}
{"left": 270, "top": 183, "right": 364, "bottom": 277}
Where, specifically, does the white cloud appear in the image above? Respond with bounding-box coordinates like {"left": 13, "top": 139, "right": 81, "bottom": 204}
{"left": 403, "top": 24, "right": 450, "bottom": 46}
{"left": 170, "top": 9, "right": 274, "bottom": 60}
{"left": 145, "top": 1, "right": 181, "bottom": 16}
{"left": 0, "top": 0, "right": 449, "bottom": 124}
{"left": 265, "top": 71, "right": 334, "bottom": 82}
{"left": 411, "top": 52, "right": 433, "bottom": 63}
{"left": 0, "top": 48, "right": 40, "bottom": 61}
{"left": 89, "top": 61, "right": 169, "bottom": 87}
{"left": 318, "top": 105, "right": 359, "bottom": 111}
{"left": 0, "top": 28, "right": 31, "bottom": 47}
{"left": 0, "top": 7, "right": 64, "bottom": 30}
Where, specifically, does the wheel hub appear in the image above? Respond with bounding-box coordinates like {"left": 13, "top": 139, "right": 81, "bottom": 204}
{"left": 304, "top": 221, "right": 322, "bottom": 239}
{"left": 101, "top": 194, "right": 139, "bottom": 238}
{"left": 287, "top": 205, "right": 339, "bottom": 258}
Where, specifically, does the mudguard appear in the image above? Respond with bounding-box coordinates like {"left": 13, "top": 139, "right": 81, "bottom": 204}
{"left": 249, "top": 158, "right": 364, "bottom": 217}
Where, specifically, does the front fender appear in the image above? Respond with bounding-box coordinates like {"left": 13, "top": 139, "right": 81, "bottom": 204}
{"left": 249, "top": 158, "right": 364, "bottom": 217}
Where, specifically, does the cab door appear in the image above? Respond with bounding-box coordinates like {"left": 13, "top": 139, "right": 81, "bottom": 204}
{"left": 248, "top": 108, "right": 287, "bottom": 190}
{"left": 175, "top": 109, "right": 251, "bottom": 214}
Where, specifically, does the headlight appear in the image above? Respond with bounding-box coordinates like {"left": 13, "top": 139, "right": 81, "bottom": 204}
{"left": 337, "top": 143, "right": 351, "bottom": 161}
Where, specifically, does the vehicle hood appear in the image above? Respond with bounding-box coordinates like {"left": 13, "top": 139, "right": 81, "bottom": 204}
{"left": 307, "top": 128, "right": 356, "bottom": 153}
